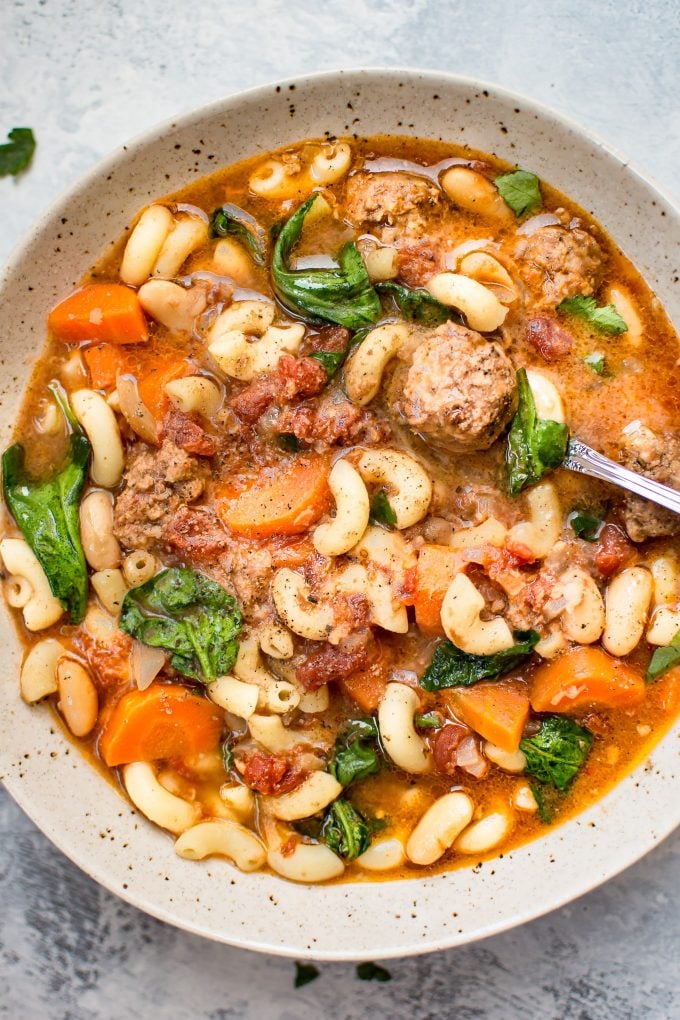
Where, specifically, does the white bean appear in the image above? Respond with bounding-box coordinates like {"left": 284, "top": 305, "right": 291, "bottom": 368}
{"left": 120, "top": 205, "right": 173, "bottom": 286}
{"left": 647, "top": 606, "right": 680, "bottom": 646}
{"left": 455, "top": 810, "right": 512, "bottom": 854}
{"left": 440, "top": 166, "right": 513, "bottom": 221}
{"left": 426, "top": 272, "right": 507, "bottom": 331}
{"left": 526, "top": 369, "right": 565, "bottom": 423}
{"left": 79, "top": 490, "right": 121, "bottom": 570}
{"left": 406, "top": 792, "right": 474, "bottom": 865}
{"left": 606, "top": 285, "right": 643, "bottom": 345}
{"left": 57, "top": 659, "right": 98, "bottom": 737}
{"left": 212, "top": 238, "right": 254, "bottom": 284}
{"left": 603, "top": 566, "right": 653, "bottom": 656}
{"left": 513, "top": 784, "right": 538, "bottom": 812}
{"left": 364, "top": 246, "right": 399, "bottom": 282}
{"left": 484, "top": 742, "right": 527, "bottom": 773}
{"left": 152, "top": 216, "right": 208, "bottom": 278}
{"left": 356, "top": 838, "right": 406, "bottom": 872}
{"left": 91, "top": 568, "right": 128, "bottom": 615}
{"left": 558, "top": 567, "right": 606, "bottom": 645}
{"left": 138, "top": 279, "right": 208, "bottom": 333}
{"left": 20, "top": 638, "right": 66, "bottom": 704}
{"left": 267, "top": 840, "right": 344, "bottom": 882}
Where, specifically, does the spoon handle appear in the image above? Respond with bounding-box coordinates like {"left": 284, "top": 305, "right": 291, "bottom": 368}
{"left": 564, "top": 438, "right": 680, "bottom": 516}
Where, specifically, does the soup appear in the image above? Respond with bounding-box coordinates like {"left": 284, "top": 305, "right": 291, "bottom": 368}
{"left": 2, "top": 135, "right": 679, "bottom": 883}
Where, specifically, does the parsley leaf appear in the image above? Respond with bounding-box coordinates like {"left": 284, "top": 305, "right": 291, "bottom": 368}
{"left": 646, "top": 628, "right": 680, "bottom": 681}
{"left": 419, "top": 631, "right": 540, "bottom": 691}
{"left": 376, "top": 280, "right": 451, "bottom": 325}
{"left": 583, "top": 352, "right": 606, "bottom": 375}
{"left": 0, "top": 127, "right": 36, "bottom": 177}
{"left": 294, "top": 962, "right": 320, "bottom": 988}
{"left": 370, "top": 489, "right": 397, "bottom": 526}
{"left": 520, "top": 716, "right": 592, "bottom": 790}
{"left": 558, "top": 295, "right": 628, "bottom": 335}
{"left": 506, "top": 368, "right": 569, "bottom": 495}
{"left": 494, "top": 169, "right": 542, "bottom": 217}
{"left": 415, "top": 711, "right": 443, "bottom": 729}
{"left": 569, "top": 510, "right": 604, "bottom": 542}
{"left": 356, "top": 962, "right": 392, "bottom": 982}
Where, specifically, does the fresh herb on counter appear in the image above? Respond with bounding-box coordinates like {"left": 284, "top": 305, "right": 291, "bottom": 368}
{"left": 356, "top": 962, "right": 392, "bottom": 982}
{"left": 0, "top": 127, "right": 36, "bottom": 177}
{"left": 294, "top": 962, "right": 320, "bottom": 988}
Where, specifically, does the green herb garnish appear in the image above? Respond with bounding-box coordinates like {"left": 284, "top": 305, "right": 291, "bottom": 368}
{"left": 558, "top": 295, "right": 627, "bottom": 335}
{"left": 583, "top": 352, "right": 606, "bottom": 375}
{"left": 646, "top": 629, "right": 680, "bottom": 681}
{"left": 506, "top": 368, "right": 569, "bottom": 496}
{"left": 120, "top": 568, "right": 242, "bottom": 682}
{"left": 420, "top": 631, "right": 540, "bottom": 691}
{"left": 271, "top": 195, "right": 381, "bottom": 329}
{"left": 415, "top": 711, "right": 443, "bottom": 729}
{"left": 370, "top": 489, "right": 397, "bottom": 527}
{"left": 520, "top": 716, "right": 592, "bottom": 791}
{"left": 569, "top": 510, "right": 604, "bottom": 542}
{"left": 309, "top": 349, "right": 348, "bottom": 379}
{"left": 2, "top": 383, "right": 90, "bottom": 622}
{"left": 0, "top": 127, "right": 36, "bottom": 177}
{"left": 494, "top": 169, "right": 542, "bottom": 217}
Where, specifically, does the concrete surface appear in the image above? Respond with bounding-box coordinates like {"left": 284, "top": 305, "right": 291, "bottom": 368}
{"left": 1, "top": 1, "right": 678, "bottom": 1017}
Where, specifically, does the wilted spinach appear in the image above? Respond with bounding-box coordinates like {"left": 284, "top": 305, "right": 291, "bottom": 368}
{"left": 376, "top": 280, "right": 450, "bottom": 325}
{"left": 210, "top": 202, "right": 267, "bottom": 266}
{"left": 419, "top": 631, "right": 540, "bottom": 691}
{"left": 321, "top": 799, "right": 371, "bottom": 860}
{"left": 506, "top": 368, "right": 569, "bottom": 495}
{"left": 328, "top": 717, "right": 382, "bottom": 787}
{"left": 520, "top": 716, "right": 593, "bottom": 791}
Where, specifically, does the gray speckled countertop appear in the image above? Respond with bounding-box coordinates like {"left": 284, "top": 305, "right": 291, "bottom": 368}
{"left": 1, "top": 2, "right": 679, "bottom": 1017}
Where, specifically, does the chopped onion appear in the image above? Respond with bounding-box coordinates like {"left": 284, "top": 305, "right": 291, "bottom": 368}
{"left": 516, "top": 212, "right": 560, "bottom": 236}
{"left": 456, "top": 736, "right": 489, "bottom": 778}
{"left": 445, "top": 238, "right": 496, "bottom": 267}
{"left": 131, "top": 640, "right": 166, "bottom": 690}
{"left": 117, "top": 374, "right": 158, "bottom": 444}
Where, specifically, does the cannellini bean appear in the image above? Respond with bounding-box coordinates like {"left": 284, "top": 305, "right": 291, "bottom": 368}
{"left": 441, "top": 573, "right": 514, "bottom": 656}
{"left": 355, "top": 448, "right": 432, "bottom": 529}
{"left": 378, "top": 683, "right": 431, "bottom": 774}
{"left": 450, "top": 516, "right": 507, "bottom": 549}
{"left": 138, "top": 280, "right": 208, "bottom": 333}
{"left": 357, "top": 838, "right": 406, "bottom": 872}
{"left": 558, "top": 567, "right": 606, "bottom": 645}
{"left": 513, "top": 784, "right": 538, "bottom": 812}
{"left": 122, "top": 550, "right": 157, "bottom": 587}
{"left": 364, "top": 246, "right": 399, "bottom": 282}
{"left": 526, "top": 369, "right": 565, "bottom": 423}
{"left": 123, "top": 761, "right": 199, "bottom": 834}
{"left": 426, "top": 272, "right": 507, "bottom": 331}
{"left": 57, "top": 659, "right": 98, "bottom": 737}
{"left": 440, "top": 166, "right": 513, "bottom": 221}
{"left": 79, "top": 490, "right": 121, "bottom": 571}
{"left": 313, "top": 459, "right": 370, "bottom": 557}
{"left": 603, "top": 566, "right": 653, "bottom": 656}
{"left": 484, "top": 742, "right": 527, "bottom": 773}
{"left": 264, "top": 772, "right": 342, "bottom": 821}
{"left": 406, "top": 792, "right": 474, "bottom": 865}
{"left": 606, "top": 285, "right": 643, "bottom": 345}
{"left": 258, "top": 622, "right": 295, "bottom": 660}
{"left": 344, "top": 322, "right": 410, "bottom": 405}
{"left": 20, "top": 638, "right": 66, "bottom": 704}
{"left": 165, "top": 375, "right": 222, "bottom": 417}
{"left": 174, "top": 819, "right": 266, "bottom": 872}
{"left": 271, "top": 568, "right": 333, "bottom": 641}
{"left": 650, "top": 555, "right": 679, "bottom": 605}
{"left": 0, "top": 537, "right": 64, "bottom": 631}
{"left": 646, "top": 606, "right": 680, "bottom": 646}
{"left": 455, "top": 810, "right": 512, "bottom": 854}
{"left": 153, "top": 216, "right": 209, "bottom": 278}
{"left": 91, "top": 568, "right": 128, "bottom": 615}
{"left": 71, "top": 389, "right": 124, "bottom": 488}
{"left": 208, "top": 676, "right": 259, "bottom": 719}
{"left": 267, "top": 839, "right": 344, "bottom": 883}
{"left": 120, "top": 205, "right": 174, "bottom": 286}
{"left": 212, "top": 238, "right": 254, "bottom": 283}
{"left": 458, "top": 251, "right": 517, "bottom": 303}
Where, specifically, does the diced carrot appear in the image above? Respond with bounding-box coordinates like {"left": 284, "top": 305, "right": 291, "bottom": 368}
{"left": 339, "top": 664, "right": 388, "bottom": 714}
{"left": 652, "top": 667, "right": 680, "bottom": 714}
{"left": 529, "top": 646, "right": 645, "bottom": 714}
{"left": 413, "top": 544, "right": 462, "bottom": 636}
{"left": 443, "top": 680, "right": 530, "bottom": 753}
{"left": 83, "top": 343, "right": 129, "bottom": 390}
{"left": 48, "top": 283, "right": 148, "bottom": 345}
{"left": 136, "top": 352, "right": 191, "bottom": 420}
{"left": 217, "top": 456, "right": 332, "bottom": 538}
{"left": 99, "top": 684, "right": 224, "bottom": 767}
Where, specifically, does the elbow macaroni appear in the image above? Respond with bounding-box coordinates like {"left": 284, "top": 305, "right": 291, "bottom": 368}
{"left": 0, "top": 537, "right": 64, "bottom": 631}
{"left": 71, "top": 389, "right": 124, "bottom": 488}
{"left": 174, "top": 819, "right": 266, "bottom": 871}
{"left": 344, "top": 322, "right": 410, "bottom": 405}
{"left": 378, "top": 683, "right": 431, "bottom": 774}
{"left": 441, "top": 572, "right": 514, "bottom": 656}
{"left": 355, "top": 449, "right": 432, "bottom": 529}
{"left": 313, "top": 459, "right": 370, "bottom": 557}
{"left": 425, "top": 272, "right": 507, "bottom": 332}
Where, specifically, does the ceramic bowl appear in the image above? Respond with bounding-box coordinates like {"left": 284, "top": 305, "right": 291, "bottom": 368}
{"left": 1, "top": 69, "right": 678, "bottom": 960}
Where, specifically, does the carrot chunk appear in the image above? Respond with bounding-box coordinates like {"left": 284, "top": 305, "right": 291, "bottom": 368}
{"left": 443, "top": 680, "right": 530, "bottom": 752}
{"left": 48, "top": 283, "right": 148, "bottom": 345}
{"left": 529, "top": 646, "right": 645, "bottom": 713}
{"left": 83, "top": 343, "right": 129, "bottom": 390}
{"left": 413, "top": 544, "right": 462, "bottom": 636}
{"left": 136, "top": 352, "right": 191, "bottom": 420}
{"left": 99, "top": 684, "right": 223, "bottom": 767}
{"left": 217, "top": 456, "right": 331, "bottom": 538}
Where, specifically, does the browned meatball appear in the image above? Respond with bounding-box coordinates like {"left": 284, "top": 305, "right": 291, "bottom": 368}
{"left": 344, "top": 171, "right": 439, "bottom": 227}
{"left": 512, "top": 225, "right": 604, "bottom": 307}
{"left": 390, "top": 322, "right": 517, "bottom": 452}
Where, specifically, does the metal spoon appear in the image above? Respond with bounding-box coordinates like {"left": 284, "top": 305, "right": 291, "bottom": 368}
{"left": 564, "top": 438, "right": 680, "bottom": 516}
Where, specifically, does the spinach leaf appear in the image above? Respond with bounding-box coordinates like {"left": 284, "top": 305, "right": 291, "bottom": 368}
{"left": 520, "top": 716, "right": 592, "bottom": 790}
{"left": 294, "top": 962, "right": 320, "bottom": 988}
{"left": 569, "top": 510, "right": 604, "bottom": 542}
{"left": 558, "top": 295, "right": 628, "bottom": 335}
{"left": 583, "top": 352, "right": 606, "bottom": 375}
{"left": 2, "top": 383, "right": 90, "bottom": 623}
{"left": 376, "top": 280, "right": 450, "bottom": 326}
{"left": 210, "top": 202, "right": 267, "bottom": 266}
{"left": 120, "top": 567, "right": 242, "bottom": 682}
{"left": 646, "top": 629, "right": 680, "bottom": 681}
{"left": 494, "top": 169, "right": 542, "bottom": 217}
{"left": 321, "top": 799, "right": 371, "bottom": 860}
{"left": 506, "top": 368, "right": 569, "bottom": 496}
{"left": 415, "top": 711, "right": 443, "bottom": 729}
{"left": 309, "top": 349, "right": 348, "bottom": 379}
{"left": 370, "top": 489, "right": 397, "bottom": 526}
{"left": 271, "top": 195, "right": 381, "bottom": 329}
{"left": 356, "top": 962, "right": 392, "bottom": 982}
{"left": 328, "top": 717, "right": 382, "bottom": 787}
{"left": 420, "top": 631, "right": 540, "bottom": 691}
{"left": 530, "top": 780, "right": 564, "bottom": 824}
{"left": 0, "top": 127, "right": 36, "bottom": 177}
{"left": 278, "top": 432, "right": 303, "bottom": 452}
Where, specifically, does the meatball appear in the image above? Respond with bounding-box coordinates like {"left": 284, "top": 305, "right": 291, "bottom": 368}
{"left": 344, "top": 171, "right": 440, "bottom": 228}
{"left": 512, "top": 224, "right": 604, "bottom": 308}
{"left": 618, "top": 422, "right": 680, "bottom": 542}
{"left": 390, "top": 322, "right": 517, "bottom": 452}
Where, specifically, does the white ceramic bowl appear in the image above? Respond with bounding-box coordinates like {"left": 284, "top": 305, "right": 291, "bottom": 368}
{"left": 1, "top": 69, "right": 678, "bottom": 961}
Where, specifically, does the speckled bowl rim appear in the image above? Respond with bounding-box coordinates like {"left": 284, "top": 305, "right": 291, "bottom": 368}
{"left": 1, "top": 68, "right": 679, "bottom": 961}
